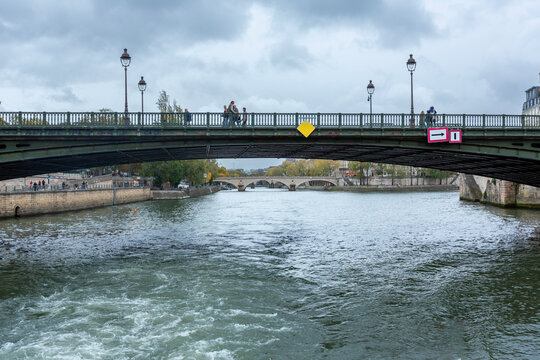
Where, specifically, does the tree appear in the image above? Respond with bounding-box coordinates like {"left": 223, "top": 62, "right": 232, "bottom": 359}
{"left": 156, "top": 91, "right": 170, "bottom": 113}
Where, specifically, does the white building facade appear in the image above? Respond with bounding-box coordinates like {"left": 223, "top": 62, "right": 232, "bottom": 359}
{"left": 522, "top": 74, "right": 540, "bottom": 116}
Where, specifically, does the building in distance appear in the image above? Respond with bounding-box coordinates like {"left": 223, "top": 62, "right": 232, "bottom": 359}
{"left": 522, "top": 73, "right": 540, "bottom": 116}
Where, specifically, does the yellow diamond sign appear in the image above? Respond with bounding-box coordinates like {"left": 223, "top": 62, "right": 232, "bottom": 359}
{"left": 297, "top": 121, "right": 315, "bottom": 138}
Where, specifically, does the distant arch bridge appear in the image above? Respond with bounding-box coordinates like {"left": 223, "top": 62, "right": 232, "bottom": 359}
{"left": 0, "top": 111, "right": 539, "bottom": 186}
{"left": 214, "top": 176, "right": 340, "bottom": 191}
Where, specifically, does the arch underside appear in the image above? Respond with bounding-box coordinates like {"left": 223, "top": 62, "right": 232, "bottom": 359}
{"left": 0, "top": 137, "right": 539, "bottom": 187}
{"left": 296, "top": 179, "right": 337, "bottom": 187}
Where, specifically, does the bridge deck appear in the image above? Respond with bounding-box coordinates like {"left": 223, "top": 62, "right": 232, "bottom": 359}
{"left": 1, "top": 111, "right": 539, "bottom": 129}
{"left": 1, "top": 112, "right": 539, "bottom": 186}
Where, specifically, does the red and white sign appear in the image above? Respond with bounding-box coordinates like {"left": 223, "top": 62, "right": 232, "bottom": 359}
{"left": 427, "top": 127, "right": 449, "bottom": 143}
{"left": 449, "top": 129, "right": 462, "bottom": 143}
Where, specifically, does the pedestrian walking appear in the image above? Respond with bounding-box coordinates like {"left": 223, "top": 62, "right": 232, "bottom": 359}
{"left": 184, "top": 108, "right": 192, "bottom": 124}
{"left": 223, "top": 105, "right": 229, "bottom": 125}
{"left": 242, "top": 107, "right": 247, "bottom": 126}
{"left": 232, "top": 104, "right": 240, "bottom": 124}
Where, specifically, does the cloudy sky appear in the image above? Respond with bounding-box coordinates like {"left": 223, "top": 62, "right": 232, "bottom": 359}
{"left": 1, "top": 0, "right": 538, "bottom": 169}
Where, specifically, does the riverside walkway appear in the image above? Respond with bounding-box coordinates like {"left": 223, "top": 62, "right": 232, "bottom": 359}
{"left": 1, "top": 111, "right": 539, "bottom": 186}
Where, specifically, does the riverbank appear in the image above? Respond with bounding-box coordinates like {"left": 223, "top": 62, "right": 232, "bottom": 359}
{"left": 0, "top": 187, "right": 220, "bottom": 218}
{"left": 151, "top": 187, "right": 220, "bottom": 200}
{"left": 313, "top": 185, "right": 458, "bottom": 193}
{"left": 459, "top": 174, "right": 540, "bottom": 209}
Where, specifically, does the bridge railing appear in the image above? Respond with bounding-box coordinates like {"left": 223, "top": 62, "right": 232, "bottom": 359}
{"left": 0, "top": 112, "right": 539, "bottom": 129}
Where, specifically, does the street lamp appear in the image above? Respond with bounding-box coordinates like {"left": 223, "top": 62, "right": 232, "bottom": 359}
{"left": 367, "top": 80, "right": 375, "bottom": 126}
{"left": 407, "top": 54, "right": 416, "bottom": 126}
{"left": 120, "top": 48, "right": 131, "bottom": 124}
{"left": 138, "top": 76, "right": 146, "bottom": 113}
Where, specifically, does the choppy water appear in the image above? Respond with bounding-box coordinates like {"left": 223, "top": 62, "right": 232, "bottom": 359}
{"left": 0, "top": 189, "right": 539, "bottom": 359}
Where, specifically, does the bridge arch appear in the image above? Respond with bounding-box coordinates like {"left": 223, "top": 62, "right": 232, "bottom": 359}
{"left": 295, "top": 179, "right": 338, "bottom": 188}
{"left": 216, "top": 179, "right": 239, "bottom": 189}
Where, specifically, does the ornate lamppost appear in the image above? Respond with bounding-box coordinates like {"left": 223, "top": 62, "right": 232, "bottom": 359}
{"left": 138, "top": 76, "right": 146, "bottom": 113}
{"left": 120, "top": 48, "right": 131, "bottom": 124}
{"left": 407, "top": 54, "right": 416, "bottom": 126}
{"left": 367, "top": 80, "right": 375, "bottom": 127}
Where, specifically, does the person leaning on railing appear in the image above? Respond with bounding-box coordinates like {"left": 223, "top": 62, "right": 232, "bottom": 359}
{"left": 425, "top": 106, "right": 437, "bottom": 127}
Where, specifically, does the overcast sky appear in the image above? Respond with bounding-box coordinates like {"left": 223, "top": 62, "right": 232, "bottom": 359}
{"left": 1, "top": 0, "right": 538, "bottom": 169}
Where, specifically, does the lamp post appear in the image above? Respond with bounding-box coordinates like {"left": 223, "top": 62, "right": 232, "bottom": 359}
{"left": 138, "top": 76, "right": 146, "bottom": 114}
{"left": 367, "top": 80, "right": 375, "bottom": 127}
{"left": 120, "top": 48, "right": 131, "bottom": 124}
{"left": 407, "top": 54, "right": 416, "bottom": 126}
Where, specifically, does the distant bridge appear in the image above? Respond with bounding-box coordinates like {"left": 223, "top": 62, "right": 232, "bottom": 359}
{"left": 214, "top": 176, "right": 340, "bottom": 191}
{"left": 1, "top": 111, "right": 540, "bottom": 186}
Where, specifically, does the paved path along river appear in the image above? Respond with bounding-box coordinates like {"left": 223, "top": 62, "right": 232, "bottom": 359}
{"left": 0, "top": 189, "right": 539, "bottom": 359}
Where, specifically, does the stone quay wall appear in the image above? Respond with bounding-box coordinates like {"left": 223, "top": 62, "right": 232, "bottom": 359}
{"left": 459, "top": 174, "right": 540, "bottom": 208}
{"left": 151, "top": 187, "right": 220, "bottom": 200}
{"left": 0, "top": 188, "right": 152, "bottom": 218}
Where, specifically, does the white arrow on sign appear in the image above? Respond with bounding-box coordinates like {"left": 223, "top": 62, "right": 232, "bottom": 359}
{"left": 427, "top": 127, "right": 449, "bottom": 143}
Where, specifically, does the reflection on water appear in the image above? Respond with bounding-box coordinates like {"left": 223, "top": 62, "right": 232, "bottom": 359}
{"left": 0, "top": 189, "right": 539, "bottom": 359}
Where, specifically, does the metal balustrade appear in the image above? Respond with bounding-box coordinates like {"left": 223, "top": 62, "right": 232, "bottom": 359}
{"left": 0, "top": 112, "right": 539, "bottom": 129}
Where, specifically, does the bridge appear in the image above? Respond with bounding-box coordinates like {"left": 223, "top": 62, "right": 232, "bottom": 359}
{"left": 215, "top": 176, "right": 340, "bottom": 191}
{"left": 1, "top": 111, "right": 539, "bottom": 186}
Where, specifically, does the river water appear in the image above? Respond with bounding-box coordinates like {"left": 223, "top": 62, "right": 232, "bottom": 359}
{"left": 0, "top": 189, "right": 538, "bottom": 359}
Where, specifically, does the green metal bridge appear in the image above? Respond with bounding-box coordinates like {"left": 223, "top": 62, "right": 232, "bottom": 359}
{"left": 1, "top": 111, "right": 539, "bottom": 186}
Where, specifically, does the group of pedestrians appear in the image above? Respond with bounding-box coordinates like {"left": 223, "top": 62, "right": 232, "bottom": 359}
{"left": 223, "top": 101, "right": 247, "bottom": 126}
{"left": 30, "top": 180, "right": 46, "bottom": 191}
{"left": 419, "top": 106, "right": 437, "bottom": 128}
{"left": 28, "top": 180, "right": 90, "bottom": 191}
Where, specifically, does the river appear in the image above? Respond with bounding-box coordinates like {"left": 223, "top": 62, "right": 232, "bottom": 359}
{"left": 0, "top": 189, "right": 539, "bottom": 359}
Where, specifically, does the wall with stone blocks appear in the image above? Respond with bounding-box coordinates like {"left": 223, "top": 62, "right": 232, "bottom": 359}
{"left": 0, "top": 188, "right": 152, "bottom": 218}
{"left": 459, "top": 174, "right": 540, "bottom": 208}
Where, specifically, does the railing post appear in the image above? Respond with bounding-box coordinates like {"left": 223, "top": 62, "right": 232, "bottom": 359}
{"left": 521, "top": 114, "right": 525, "bottom": 129}
{"left": 206, "top": 112, "right": 210, "bottom": 129}
{"left": 295, "top": 112, "right": 298, "bottom": 128}
{"left": 442, "top": 114, "right": 446, "bottom": 126}
{"left": 114, "top": 113, "right": 118, "bottom": 128}
{"left": 66, "top": 112, "right": 70, "bottom": 127}
{"left": 42, "top": 111, "right": 47, "bottom": 128}
{"left": 401, "top": 114, "right": 405, "bottom": 129}
{"left": 338, "top": 113, "right": 342, "bottom": 130}
{"left": 138, "top": 112, "right": 141, "bottom": 127}
{"left": 91, "top": 112, "right": 95, "bottom": 126}
{"left": 482, "top": 114, "right": 486, "bottom": 129}
{"left": 360, "top": 113, "right": 363, "bottom": 129}
{"left": 462, "top": 114, "right": 466, "bottom": 128}
{"left": 502, "top": 114, "right": 506, "bottom": 129}
{"left": 317, "top": 113, "right": 320, "bottom": 129}
{"left": 273, "top": 112, "right": 277, "bottom": 130}
{"left": 161, "top": 112, "right": 165, "bottom": 128}
{"left": 251, "top": 113, "right": 255, "bottom": 131}
{"left": 18, "top": 111, "right": 22, "bottom": 127}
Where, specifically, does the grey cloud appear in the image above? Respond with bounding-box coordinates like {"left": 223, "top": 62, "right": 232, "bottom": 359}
{"left": 0, "top": 0, "right": 249, "bottom": 48}
{"left": 269, "top": 41, "right": 314, "bottom": 71}
{"left": 0, "top": 0, "right": 251, "bottom": 86}
{"left": 50, "top": 87, "right": 83, "bottom": 104}
{"left": 258, "top": 0, "right": 435, "bottom": 47}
